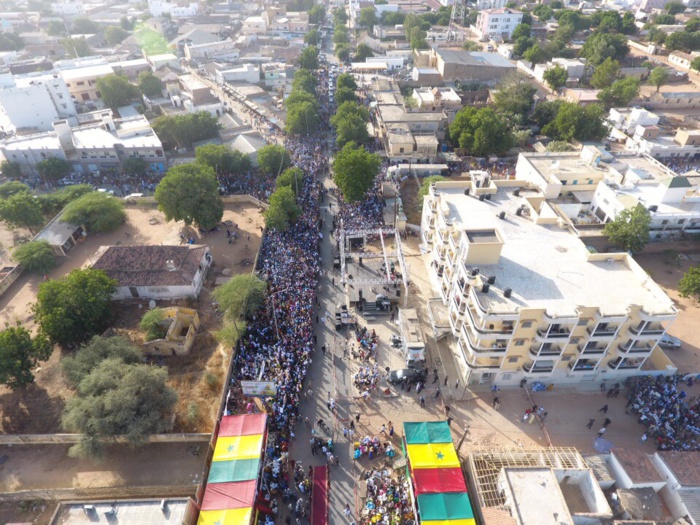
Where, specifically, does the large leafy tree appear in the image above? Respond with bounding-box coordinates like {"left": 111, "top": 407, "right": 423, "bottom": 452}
{"left": 333, "top": 7, "right": 348, "bottom": 24}
{"left": 579, "top": 32, "right": 629, "bottom": 66}
{"left": 0, "top": 181, "right": 30, "bottom": 199}
{"left": 354, "top": 43, "right": 374, "bottom": 62}
{"left": 523, "top": 43, "right": 551, "bottom": 65}
{"left": 298, "top": 46, "right": 319, "bottom": 70}
{"left": 332, "top": 142, "right": 381, "bottom": 203}
{"left": 493, "top": 74, "right": 537, "bottom": 116}
{"left": 138, "top": 71, "right": 164, "bottom": 98}
{"left": 213, "top": 274, "right": 267, "bottom": 320}
{"left": 331, "top": 101, "right": 370, "bottom": 148}
{"left": 449, "top": 107, "right": 514, "bottom": 156}
{"left": 358, "top": 6, "right": 377, "bottom": 28}
{"left": 678, "top": 266, "right": 700, "bottom": 302}
{"left": 104, "top": 26, "right": 128, "bottom": 45}
{"left": 36, "top": 157, "right": 71, "bottom": 183}
{"left": 62, "top": 336, "right": 142, "bottom": 387}
{"left": 0, "top": 191, "right": 44, "bottom": 234}
{"left": 33, "top": 269, "right": 118, "bottom": 347}
{"left": 649, "top": 67, "right": 668, "bottom": 92}
{"left": 70, "top": 17, "right": 98, "bottom": 33}
{"left": 257, "top": 145, "right": 291, "bottom": 176}
{"left": 37, "top": 184, "right": 93, "bottom": 215}
{"left": 13, "top": 241, "right": 56, "bottom": 273}
{"left": 152, "top": 112, "right": 221, "bottom": 150}
{"left": 590, "top": 58, "right": 620, "bottom": 89}
{"left": 286, "top": 101, "right": 320, "bottom": 135}
{"left": 0, "top": 324, "right": 51, "bottom": 390}
{"left": 335, "top": 44, "right": 351, "bottom": 62}
{"left": 62, "top": 192, "right": 126, "bottom": 232}
{"left": 0, "top": 161, "right": 23, "bottom": 180}
{"left": 304, "top": 29, "right": 321, "bottom": 46}
{"left": 542, "top": 102, "right": 609, "bottom": 142}
{"left": 335, "top": 87, "right": 357, "bottom": 105}
{"left": 62, "top": 359, "right": 177, "bottom": 459}
{"left": 155, "top": 163, "right": 223, "bottom": 229}
{"left": 264, "top": 186, "right": 302, "bottom": 231}
{"left": 276, "top": 167, "right": 304, "bottom": 195}
{"left": 309, "top": 4, "right": 326, "bottom": 25}
{"left": 337, "top": 73, "right": 357, "bottom": 91}
{"left": 602, "top": 204, "right": 651, "bottom": 253}
{"left": 543, "top": 64, "right": 568, "bottom": 90}
{"left": 597, "top": 76, "right": 640, "bottom": 108}
{"left": 95, "top": 74, "right": 138, "bottom": 109}
{"left": 196, "top": 144, "right": 251, "bottom": 176}
{"left": 292, "top": 69, "right": 317, "bottom": 94}
{"left": 511, "top": 23, "right": 531, "bottom": 40}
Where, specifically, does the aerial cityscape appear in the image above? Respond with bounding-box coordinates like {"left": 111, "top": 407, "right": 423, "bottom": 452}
{"left": 0, "top": 0, "right": 699, "bottom": 522}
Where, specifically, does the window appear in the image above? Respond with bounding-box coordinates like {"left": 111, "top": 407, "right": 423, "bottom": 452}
{"left": 508, "top": 356, "right": 519, "bottom": 363}
{"left": 560, "top": 180, "right": 567, "bottom": 185}
{"left": 577, "top": 319, "right": 588, "bottom": 326}
{"left": 662, "top": 219, "right": 669, "bottom": 225}
{"left": 561, "top": 355, "right": 572, "bottom": 362}
{"left": 514, "top": 339, "right": 525, "bottom": 346}
{"left": 76, "top": 81, "right": 85, "bottom": 86}
{"left": 521, "top": 321, "right": 533, "bottom": 328}
{"left": 678, "top": 219, "right": 686, "bottom": 224}
{"left": 573, "top": 180, "right": 578, "bottom": 185}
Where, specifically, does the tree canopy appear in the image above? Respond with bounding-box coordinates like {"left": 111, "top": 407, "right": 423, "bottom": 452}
{"left": 541, "top": 102, "right": 609, "bottom": 142}
{"left": 104, "top": 26, "right": 129, "bottom": 45}
{"left": 304, "top": 29, "right": 321, "bottom": 46}
{"left": 62, "top": 192, "right": 126, "bottom": 233}
{"left": 331, "top": 101, "right": 370, "bottom": 148}
{"left": 195, "top": 144, "right": 251, "bottom": 176}
{"left": 276, "top": 167, "right": 304, "bottom": 195}
{"left": 449, "top": 107, "right": 514, "bottom": 156}
{"left": 71, "top": 17, "right": 98, "bottom": 33}
{"left": 139, "top": 308, "right": 168, "bottom": 341}
{"left": 0, "top": 161, "right": 23, "bottom": 180}
{"left": 298, "top": 46, "right": 319, "bottom": 70}
{"left": 13, "top": 241, "right": 56, "bottom": 274}
{"left": 37, "top": 184, "right": 94, "bottom": 215}
{"left": 33, "top": 269, "right": 117, "bottom": 347}
{"left": 579, "top": 32, "right": 629, "bottom": 66}
{"left": 265, "top": 186, "right": 302, "bottom": 231}
{"left": 286, "top": 101, "right": 321, "bottom": 135}
{"left": 257, "top": 145, "right": 291, "bottom": 176}
{"left": 61, "top": 336, "right": 142, "bottom": 387}
{"left": 493, "top": 74, "right": 537, "bottom": 116}
{"left": 0, "top": 324, "right": 51, "bottom": 390}
{"left": 649, "top": 67, "right": 668, "bottom": 92}
{"left": 138, "top": 71, "right": 164, "bottom": 98}
{"left": 0, "top": 181, "right": 30, "bottom": 199}
{"left": 602, "top": 204, "right": 651, "bottom": 253}
{"left": 335, "top": 43, "right": 351, "bottom": 62}
{"left": 309, "top": 4, "right": 326, "bottom": 25}
{"left": 359, "top": 6, "right": 377, "bottom": 28}
{"left": 354, "top": 43, "right": 374, "bottom": 62}
{"left": 36, "top": 157, "right": 71, "bottom": 183}
{"left": 590, "top": 58, "right": 620, "bottom": 89}
{"left": 213, "top": 274, "right": 267, "bottom": 319}
{"left": 96, "top": 74, "right": 138, "bottom": 109}
{"left": 332, "top": 142, "right": 381, "bottom": 203}
{"left": 597, "top": 76, "right": 640, "bottom": 108}
{"left": 678, "top": 266, "right": 700, "bottom": 302}
{"left": 292, "top": 68, "right": 317, "bottom": 93}
{"left": 543, "top": 64, "right": 568, "bottom": 90}
{"left": 152, "top": 112, "right": 221, "bottom": 150}
{"left": 155, "top": 163, "right": 223, "bottom": 230}
{"left": 0, "top": 191, "right": 44, "bottom": 234}
{"left": 336, "top": 73, "right": 358, "bottom": 91}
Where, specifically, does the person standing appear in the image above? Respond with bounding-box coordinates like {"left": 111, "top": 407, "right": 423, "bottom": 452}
{"left": 640, "top": 433, "right": 648, "bottom": 444}
{"left": 596, "top": 427, "right": 606, "bottom": 438}
{"left": 344, "top": 504, "right": 352, "bottom": 518}
{"left": 586, "top": 418, "right": 595, "bottom": 429}
{"left": 599, "top": 404, "right": 609, "bottom": 413}
{"left": 420, "top": 395, "right": 426, "bottom": 408}
{"left": 603, "top": 418, "right": 611, "bottom": 428}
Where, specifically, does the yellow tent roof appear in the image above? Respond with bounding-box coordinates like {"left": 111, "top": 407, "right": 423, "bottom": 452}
{"left": 197, "top": 508, "right": 253, "bottom": 525}
{"left": 213, "top": 435, "right": 264, "bottom": 462}
{"left": 406, "top": 443, "right": 460, "bottom": 469}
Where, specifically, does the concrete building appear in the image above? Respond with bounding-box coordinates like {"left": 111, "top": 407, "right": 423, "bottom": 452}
{"left": 645, "top": 91, "right": 700, "bottom": 110}
{"left": 474, "top": 8, "right": 524, "bottom": 40}
{"left": 242, "top": 16, "right": 268, "bottom": 35}
{"left": 51, "top": 0, "right": 85, "bottom": 16}
{"left": 34, "top": 212, "right": 86, "bottom": 256}
{"left": 184, "top": 39, "right": 240, "bottom": 61}
{"left": 50, "top": 498, "right": 196, "bottom": 525}
{"left": 475, "top": 0, "right": 507, "bottom": 9}
{"left": 142, "top": 307, "right": 200, "bottom": 356}
{"left": 216, "top": 63, "right": 260, "bottom": 84}
{"left": 534, "top": 58, "right": 586, "bottom": 85}
{"left": 608, "top": 107, "right": 660, "bottom": 134}
{"left": 411, "top": 87, "right": 462, "bottom": 112}
{"left": 625, "top": 127, "right": 700, "bottom": 159}
{"left": 376, "top": 104, "right": 446, "bottom": 161}
{"left": 420, "top": 48, "right": 515, "bottom": 85}
{"left": 652, "top": 451, "right": 700, "bottom": 525}
{"left": 420, "top": 170, "right": 678, "bottom": 387}
{"left": 668, "top": 51, "right": 699, "bottom": 70}
{"left": 640, "top": 0, "right": 673, "bottom": 11}
{"left": 148, "top": 0, "right": 200, "bottom": 18}
{"left": 92, "top": 244, "right": 212, "bottom": 300}
{"left": 0, "top": 111, "right": 165, "bottom": 175}
{"left": 59, "top": 63, "right": 115, "bottom": 102}
{"left": 608, "top": 449, "right": 668, "bottom": 491}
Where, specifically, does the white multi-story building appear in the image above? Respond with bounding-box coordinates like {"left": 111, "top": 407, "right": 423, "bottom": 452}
{"left": 0, "top": 111, "right": 165, "bottom": 175}
{"left": 51, "top": 0, "right": 85, "bottom": 16}
{"left": 474, "top": 8, "right": 523, "bottom": 40}
{"left": 147, "top": 0, "right": 200, "bottom": 18}
{"left": 420, "top": 171, "right": 679, "bottom": 387}
{"left": 242, "top": 16, "right": 268, "bottom": 35}
{"left": 0, "top": 73, "right": 77, "bottom": 133}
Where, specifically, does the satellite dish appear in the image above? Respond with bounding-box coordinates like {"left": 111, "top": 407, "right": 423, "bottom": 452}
{"left": 149, "top": 300, "right": 157, "bottom": 309}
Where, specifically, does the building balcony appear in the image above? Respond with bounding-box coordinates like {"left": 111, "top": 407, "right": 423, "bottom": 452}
{"left": 629, "top": 323, "right": 666, "bottom": 337}
{"left": 568, "top": 360, "right": 599, "bottom": 372}
{"left": 608, "top": 357, "right": 644, "bottom": 370}
{"left": 465, "top": 305, "right": 515, "bottom": 337}
{"left": 536, "top": 326, "right": 571, "bottom": 341}
{"left": 576, "top": 344, "right": 607, "bottom": 355}
{"left": 523, "top": 360, "right": 555, "bottom": 374}
{"left": 529, "top": 343, "right": 563, "bottom": 358}
{"left": 458, "top": 341, "right": 503, "bottom": 369}
{"left": 617, "top": 341, "right": 655, "bottom": 355}
{"left": 461, "top": 325, "right": 509, "bottom": 355}
{"left": 587, "top": 325, "right": 619, "bottom": 339}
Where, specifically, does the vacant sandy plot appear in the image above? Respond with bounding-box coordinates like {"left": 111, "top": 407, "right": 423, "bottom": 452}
{"left": 0, "top": 203, "right": 265, "bottom": 434}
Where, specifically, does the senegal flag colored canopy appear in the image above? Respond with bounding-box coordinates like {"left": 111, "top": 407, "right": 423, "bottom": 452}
{"left": 412, "top": 468, "right": 467, "bottom": 494}
{"left": 406, "top": 443, "right": 460, "bottom": 469}
{"left": 418, "top": 493, "right": 475, "bottom": 521}
{"left": 404, "top": 421, "right": 453, "bottom": 445}
{"left": 213, "top": 435, "right": 265, "bottom": 462}
{"left": 197, "top": 508, "right": 253, "bottom": 525}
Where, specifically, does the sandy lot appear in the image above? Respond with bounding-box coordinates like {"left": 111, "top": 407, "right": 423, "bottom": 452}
{"left": 0, "top": 203, "right": 265, "bottom": 435}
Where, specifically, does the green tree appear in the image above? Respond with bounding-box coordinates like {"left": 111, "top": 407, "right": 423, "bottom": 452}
{"left": 523, "top": 43, "right": 551, "bottom": 64}
{"left": 579, "top": 32, "right": 629, "bottom": 66}
{"left": 335, "top": 86, "right": 357, "bottom": 105}
{"left": 309, "top": 4, "right": 326, "bottom": 25}
{"left": 96, "top": 74, "right": 138, "bottom": 109}
{"left": 449, "top": 107, "right": 514, "bottom": 156}
{"left": 12, "top": 241, "right": 55, "bottom": 273}
{"left": 678, "top": 265, "right": 700, "bottom": 301}
{"left": 213, "top": 274, "right": 267, "bottom": 320}
{"left": 138, "top": 71, "right": 163, "bottom": 98}
{"left": 0, "top": 324, "right": 51, "bottom": 390}
{"left": 333, "top": 7, "right": 348, "bottom": 25}
{"left": 36, "top": 157, "right": 71, "bottom": 183}
{"left": 493, "top": 74, "right": 537, "bottom": 116}
{"left": 381, "top": 11, "right": 406, "bottom": 25}
{"left": 337, "top": 73, "right": 358, "bottom": 91}
{"left": 0, "top": 33, "right": 23, "bottom": 51}
{"left": 654, "top": 13, "right": 676, "bottom": 25}
{"left": 418, "top": 175, "right": 448, "bottom": 204}
{"left": 298, "top": 45, "right": 319, "bottom": 69}
{"left": 62, "top": 192, "right": 126, "bottom": 233}
{"left": 649, "top": 66, "right": 668, "bottom": 92}
{"left": 542, "top": 102, "right": 609, "bottom": 141}
{"left": 139, "top": 308, "right": 168, "bottom": 341}
{"left": 0, "top": 192, "right": 44, "bottom": 234}
{"left": 686, "top": 17, "right": 700, "bottom": 32}
{"left": 285, "top": 89, "right": 319, "bottom": 111}
{"left": 590, "top": 57, "right": 621, "bottom": 89}
{"left": 533, "top": 100, "right": 563, "bottom": 128}
{"left": 257, "top": 145, "right": 291, "bottom": 176}
{"left": 462, "top": 40, "right": 482, "bottom": 51}
{"left": 621, "top": 12, "right": 637, "bottom": 34}
{"left": 33, "top": 269, "right": 117, "bottom": 347}
{"left": 120, "top": 15, "right": 135, "bottom": 30}
{"left": 543, "top": 64, "right": 568, "bottom": 90}
{"left": 692, "top": 56, "right": 700, "bottom": 72}
{"left": 331, "top": 101, "right": 370, "bottom": 148}
{"left": 359, "top": 6, "right": 377, "bottom": 28}
{"left": 666, "top": 0, "right": 685, "bottom": 14}
{"left": 333, "top": 27, "right": 349, "bottom": 45}
{"left": 62, "top": 37, "right": 91, "bottom": 57}
{"left": 47, "top": 20, "right": 66, "bottom": 35}
{"left": 410, "top": 27, "right": 429, "bottom": 49}
{"left": 664, "top": 31, "right": 698, "bottom": 52}
{"left": 354, "top": 43, "right": 374, "bottom": 61}
{"left": 332, "top": 142, "right": 381, "bottom": 203}
{"left": 152, "top": 112, "right": 221, "bottom": 150}
{"left": 264, "top": 186, "right": 302, "bottom": 231}
{"left": 276, "top": 167, "right": 304, "bottom": 195}
{"left": 121, "top": 157, "right": 147, "bottom": 176}
{"left": 196, "top": 144, "right": 250, "bottom": 175}
{"left": 37, "top": 185, "right": 93, "bottom": 215}
{"left": 154, "top": 163, "right": 223, "bottom": 229}
{"left": 286, "top": 100, "right": 320, "bottom": 135}
{"left": 0, "top": 161, "right": 23, "bottom": 180}
{"left": 61, "top": 336, "right": 142, "bottom": 387}
{"left": 602, "top": 204, "right": 651, "bottom": 253}
{"left": 546, "top": 140, "right": 575, "bottom": 152}
{"left": 511, "top": 23, "right": 531, "bottom": 40}
{"left": 335, "top": 43, "right": 351, "bottom": 62}
{"left": 533, "top": 4, "right": 554, "bottom": 21}
{"left": 104, "top": 26, "right": 128, "bottom": 45}
{"left": 292, "top": 68, "right": 318, "bottom": 94}
{"left": 71, "top": 17, "right": 98, "bottom": 33}
{"left": 0, "top": 180, "right": 30, "bottom": 198}
{"left": 597, "top": 76, "right": 640, "bottom": 107}
{"left": 304, "top": 28, "right": 321, "bottom": 46}
{"left": 62, "top": 359, "right": 177, "bottom": 459}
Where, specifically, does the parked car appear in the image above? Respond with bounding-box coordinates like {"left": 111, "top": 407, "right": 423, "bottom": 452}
{"left": 658, "top": 334, "right": 681, "bottom": 350}
{"left": 387, "top": 367, "right": 427, "bottom": 385}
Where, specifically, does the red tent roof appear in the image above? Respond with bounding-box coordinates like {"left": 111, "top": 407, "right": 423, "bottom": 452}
{"left": 200, "top": 480, "right": 257, "bottom": 510}
{"left": 412, "top": 468, "right": 467, "bottom": 494}
{"left": 218, "top": 414, "right": 267, "bottom": 437}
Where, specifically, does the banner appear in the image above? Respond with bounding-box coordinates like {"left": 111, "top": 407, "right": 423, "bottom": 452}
{"left": 240, "top": 381, "right": 277, "bottom": 397}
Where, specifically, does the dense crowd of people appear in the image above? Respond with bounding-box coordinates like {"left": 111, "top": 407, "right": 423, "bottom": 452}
{"left": 660, "top": 158, "right": 700, "bottom": 176}
{"left": 626, "top": 374, "right": 700, "bottom": 451}
{"left": 359, "top": 469, "right": 415, "bottom": 525}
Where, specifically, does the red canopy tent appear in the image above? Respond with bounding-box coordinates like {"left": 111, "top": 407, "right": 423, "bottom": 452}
{"left": 412, "top": 468, "right": 468, "bottom": 495}
{"left": 311, "top": 465, "right": 329, "bottom": 525}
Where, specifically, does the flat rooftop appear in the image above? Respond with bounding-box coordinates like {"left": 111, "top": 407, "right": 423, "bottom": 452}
{"left": 523, "top": 153, "right": 609, "bottom": 186}
{"left": 613, "top": 449, "right": 665, "bottom": 484}
{"left": 501, "top": 468, "right": 574, "bottom": 525}
{"left": 431, "top": 183, "right": 677, "bottom": 316}
{"left": 51, "top": 499, "right": 190, "bottom": 524}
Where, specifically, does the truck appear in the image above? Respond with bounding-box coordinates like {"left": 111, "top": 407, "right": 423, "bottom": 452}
{"left": 398, "top": 308, "right": 426, "bottom": 368}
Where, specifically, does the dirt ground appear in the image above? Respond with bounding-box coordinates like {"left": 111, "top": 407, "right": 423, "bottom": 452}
{"left": 0, "top": 203, "right": 264, "bottom": 435}
{"left": 400, "top": 178, "right": 422, "bottom": 225}
{"left": 636, "top": 251, "right": 700, "bottom": 374}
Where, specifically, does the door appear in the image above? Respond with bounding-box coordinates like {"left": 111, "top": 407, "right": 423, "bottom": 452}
{"left": 129, "top": 287, "right": 139, "bottom": 298}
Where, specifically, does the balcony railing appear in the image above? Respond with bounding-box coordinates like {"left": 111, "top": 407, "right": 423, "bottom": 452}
{"left": 536, "top": 327, "right": 571, "bottom": 339}
{"left": 461, "top": 325, "right": 509, "bottom": 354}
{"left": 587, "top": 326, "right": 619, "bottom": 338}
{"left": 577, "top": 344, "right": 607, "bottom": 355}
{"left": 568, "top": 361, "right": 598, "bottom": 372}
{"left": 465, "top": 305, "right": 515, "bottom": 336}
{"left": 530, "top": 344, "right": 563, "bottom": 358}
{"left": 630, "top": 324, "right": 666, "bottom": 336}
{"left": 608, "top": 358, "right": 643, "bottom": 370}
{"left": 523, "top": 361, "right": 554, "bottom": 374}
{"left": 458, "top": 341, "right": 503, "bottom": 369}
{"left": 617, "top": 341, "right": 654, "bottom": 354}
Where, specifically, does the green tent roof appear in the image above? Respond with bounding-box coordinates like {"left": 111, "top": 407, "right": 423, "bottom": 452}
{"left": 404, "top": 421, "right": 453, "bottom": 444}
{"left": 207, "top": 458, "right": 260, "bottom": 483}
{"left": 418, "top": 493, "right": 474, "bottom": 521}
